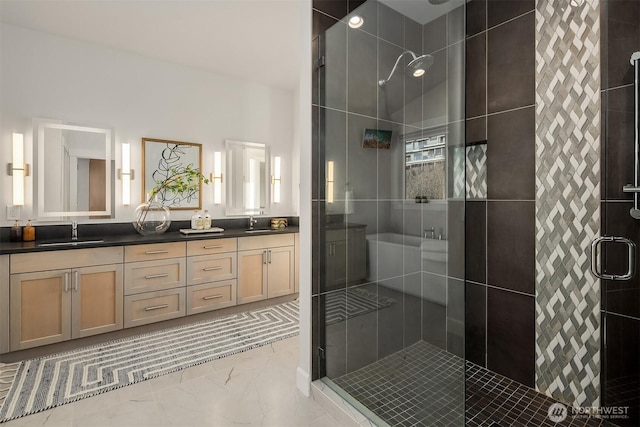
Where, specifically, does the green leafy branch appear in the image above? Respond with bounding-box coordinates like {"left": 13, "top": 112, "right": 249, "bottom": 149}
{"left": 148, "top": 165, "right": 210, "bottom": 205}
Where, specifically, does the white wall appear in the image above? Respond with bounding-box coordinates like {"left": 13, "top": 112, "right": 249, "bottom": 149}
{"left": 0, "top": 23, "right": 298, "bottom": 225}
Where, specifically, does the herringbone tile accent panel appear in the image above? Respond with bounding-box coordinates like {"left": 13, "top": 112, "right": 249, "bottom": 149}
{"left": 466, "top": 144, "right": 487, "bottom": 199}
{"left": 535, "top": 0, "right": 601, "bottom": 408}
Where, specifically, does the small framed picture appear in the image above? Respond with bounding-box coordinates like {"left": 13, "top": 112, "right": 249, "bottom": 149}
{"left": 362, "top": 128, "right": 392, "bottom": 149}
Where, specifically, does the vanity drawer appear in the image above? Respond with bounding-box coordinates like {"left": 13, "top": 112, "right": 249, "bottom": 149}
{"left": 11, "top": 247, "right": 123, "bottom": 274}
{"left": 124, "top": 288, "right": 185, "bottom": 328}
{"left": 237, "top": 234, "right": 294, "bottom": 251}
{"left": 187, "top": 238, "right": 237, "bottom": 256}
{"left": 186, "top": 280, "right": 236, "bottom": 315}
{"left": 187, "top": 253, "right": 237, "bottom": 285}
{"left": 124, "top": 258, "right": 185, "bottom": 295}
{"left": 124, "top": 242, "right": 186, "bottom": 263}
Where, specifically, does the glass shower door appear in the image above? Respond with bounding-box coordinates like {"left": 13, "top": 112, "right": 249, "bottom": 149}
{"left": 313, "top": 0, "right": 466, "bottom": 425}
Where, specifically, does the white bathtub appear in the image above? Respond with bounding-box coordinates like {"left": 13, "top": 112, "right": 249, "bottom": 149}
{"left": 366, "top": 233, "right": 447, "bottom": 305}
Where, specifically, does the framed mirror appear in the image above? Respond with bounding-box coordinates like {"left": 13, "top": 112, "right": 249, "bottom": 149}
{"left": 225, "top": 140, "right": 270, "bottom": 216}
{"left": 142, "top": 138, "right": 203, "bottom": 210}
{"left": 36, "top": 120, "right": 114, "bottom": 218}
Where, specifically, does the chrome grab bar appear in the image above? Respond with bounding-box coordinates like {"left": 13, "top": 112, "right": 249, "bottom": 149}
{"left": 626, "top": 52, "right": 640, "bottom": 219}
{"left": 590, "top": 236, "right": 636, "bottom": 281}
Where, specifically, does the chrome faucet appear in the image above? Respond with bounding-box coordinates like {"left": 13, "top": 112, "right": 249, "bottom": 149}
{"left": 423, "top": 227, "right": 435, "bottom": 239}
{"left": 71, "top": 220, "right": 78, "bottom": 241}
{"left": 249, "top": 216, "right": 258, "bottom": 230}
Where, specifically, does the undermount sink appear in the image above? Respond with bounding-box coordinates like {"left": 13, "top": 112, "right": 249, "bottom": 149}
{"left": 245, "top": 228, "right": 285, "bottom": 234}
{"left": 38, "top": 239, "right": 104, "bottom": 247}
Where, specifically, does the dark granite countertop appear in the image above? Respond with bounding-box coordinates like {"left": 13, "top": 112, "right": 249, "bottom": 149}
{"left": 0, "top": 218, "right": 299, "bottom": 255}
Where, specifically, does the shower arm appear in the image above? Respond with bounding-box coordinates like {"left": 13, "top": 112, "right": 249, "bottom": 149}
{"left": 379, "top": 50, "right": 418, "bottom": 87}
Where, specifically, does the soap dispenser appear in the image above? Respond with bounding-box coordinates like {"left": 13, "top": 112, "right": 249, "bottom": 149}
{"left": 23, "top": 220, "right": 35, "bottom": 241}
{"left": 203, "top": 210, "right": 212, "bottom": 230}
{"left": 10, "top": 220, "right": 22, "bottom": 242}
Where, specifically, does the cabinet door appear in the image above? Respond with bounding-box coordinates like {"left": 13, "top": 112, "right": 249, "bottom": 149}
{"left": 326, "top": 240, "right": 347, "bottom": 290}
{"left": 72, "top": 264, "right": 124, "bottom": 339}
{"left": 267, "top": 246, "right": 295, "bottom": 298}
{"left": 10, "top": 270, "right": 72, "bottom": 351}
{"left": 348, "top": 228, "right": 367, "bottom": 284}
{"left": 237, "top": 249, "right": 268, "bottom": 304}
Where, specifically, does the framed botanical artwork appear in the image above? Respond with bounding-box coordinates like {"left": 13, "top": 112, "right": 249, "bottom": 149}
{"left": 141, "top": 138, "right": 203, "bottom": 209}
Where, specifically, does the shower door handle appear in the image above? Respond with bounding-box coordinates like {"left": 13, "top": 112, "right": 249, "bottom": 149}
{"left": 590, "top": 236, "right": 636, "bottom": 281}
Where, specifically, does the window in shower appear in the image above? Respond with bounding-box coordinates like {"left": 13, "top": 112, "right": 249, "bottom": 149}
{"left": 404, "top": 128, "right": 447, "bottom": 200}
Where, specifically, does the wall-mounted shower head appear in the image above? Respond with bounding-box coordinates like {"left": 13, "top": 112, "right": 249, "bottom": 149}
{"left": 379, "top": 51, "right": 434, "bottom": 87}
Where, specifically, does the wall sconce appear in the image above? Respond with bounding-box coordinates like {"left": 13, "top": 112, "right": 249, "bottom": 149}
{"left": 327, "top": 161, "right": 334, "bottom": 204}
{"left": 7, "top": 133, "right": 29, "bottom": 206}
{"left": 211, "top": 151, "right": 223, "bottom": 204}
{"left": 272, "top": 156, "right": 281, "bottom": 204}
{"left": 117, "top": 143, "right": 135, "bottom": 206}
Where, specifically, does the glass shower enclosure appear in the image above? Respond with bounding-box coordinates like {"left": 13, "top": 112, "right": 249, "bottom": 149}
{"left": 313, "top": 0, "right": 467, "bottom": 424}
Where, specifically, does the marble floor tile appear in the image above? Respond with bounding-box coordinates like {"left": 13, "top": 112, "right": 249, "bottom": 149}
{"left": 2, "top": 337, "right": 341, "bottom": 427}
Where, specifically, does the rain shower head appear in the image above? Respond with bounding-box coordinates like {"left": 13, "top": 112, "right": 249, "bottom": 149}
{"left": 378, "top": 50, "right": 434, "bottom": 87}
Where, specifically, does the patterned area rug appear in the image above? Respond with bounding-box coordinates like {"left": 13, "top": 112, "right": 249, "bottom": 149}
{"left": 0, "top": 301, "right": 298, "bottom": 423}
{"left": 325, "top": 288, "right": 395, "bottom": 325}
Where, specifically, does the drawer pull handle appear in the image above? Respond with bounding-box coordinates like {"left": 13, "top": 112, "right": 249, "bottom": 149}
{"left": 64, "top": 272, "right": 70, "bottom": 292}
{"left": 144, "top": 273, "right": 169, "bottom": 279}
{"left": 203, "top": 294, "right": 223, "bottom": 301}
{"left": 145, "top": 250, "right": 169, "bottom": 255}
{"left": 204, "top": 245, "right": 224, "bottom": 249}
{"left": 203, "top": 266, "right": 223, "bottom": 271}
{"left": 145, "top": 304, "right": 169, "bottom": 311}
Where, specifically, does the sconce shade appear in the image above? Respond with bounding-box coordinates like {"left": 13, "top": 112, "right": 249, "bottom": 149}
{"left": 213, "top": 151, "right": 223, "bottom": 204}
{"left": 121, "top": 143, "right": 131, "bottom": 206}
{"left": 327, "top": 161, "right": 334, "bottom": 204}
{"left": 12, "top": 133, "right": 25, "bottom": 206}
{"left": 273, "top": 156, "right": 281, "bottom": 204}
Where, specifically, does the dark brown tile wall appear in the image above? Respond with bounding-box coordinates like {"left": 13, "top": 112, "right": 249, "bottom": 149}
{"left": 486, "top": 287, "right": 535, "bottom": 387}
{"left": 602, "top": 2, "right": 640, "bottom": 424}
{"left": 465, "top": 0, "right": 536, "bottom": 387}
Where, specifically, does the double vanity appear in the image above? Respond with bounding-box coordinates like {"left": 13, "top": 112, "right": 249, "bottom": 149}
{"left": 0, "top": 224, "right": 299, "bottom": 354}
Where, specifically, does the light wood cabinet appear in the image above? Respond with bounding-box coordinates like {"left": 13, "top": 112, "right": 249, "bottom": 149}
{"left": 0, "top": 255, "right": 9, "bottom": 354}
{"left": 237, "top": 249, "right": 268, "bottom": 304}
{"left": 124, "top": 258, "right": 186, "bottom": 295}
{"left": 3, "top": 232, "right": 297, "bottom": 353}
{"left": 238, "top": 234, "right": 295, "bottom": 304}
{"left": 10, "top": 263, "right": 123, "bottom": 350}
{"left": 10, "top": 269, "right": 71, "bottom": 350}
{"left": 187, "top": 253, "right": 236, "bottom": 286}
{"left": 124, "top": 288, "right": 185, "bottom": 328}
{"left": 72, "top": 264, "right": 124, "bottom": 339}
{"left": 187, "top": 280, "right": 237, "bottom": 315}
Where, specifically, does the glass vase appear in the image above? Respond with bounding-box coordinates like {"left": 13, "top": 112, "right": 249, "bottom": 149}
{"left": 133, "top": 198, "right": 171, "bottom": 235}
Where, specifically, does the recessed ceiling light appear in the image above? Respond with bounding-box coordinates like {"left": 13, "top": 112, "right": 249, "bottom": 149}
{"left": 348, "top": 15, "right": 364, "bottom": 29}
{"left": 413, "top": 68, "right": 425, "bottom": 77}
